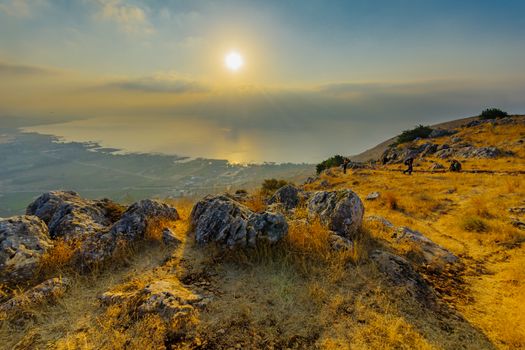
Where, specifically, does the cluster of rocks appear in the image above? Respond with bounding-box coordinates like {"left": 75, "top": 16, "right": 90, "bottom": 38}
{"left": 0, "top": 191, "right": 180, "bottom": 285}
{"left": 189, "top": 186, "right": 365, "bottom": 248}
{"left": 381, "top": 140, "right": 506, "bottom": 164}
{"left": 366, "top": 216, "right": 459, "bottom": 270}
{"left": 465, "top": 116, "right": 525, "bottom": 128}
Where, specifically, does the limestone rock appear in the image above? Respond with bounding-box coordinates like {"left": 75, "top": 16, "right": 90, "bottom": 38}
{"left": 190, "top": 195, "right": 288, "bottom": 247}
{"left": 307, "top": 190, "right": 364, "bottom": 239}
{"left": 366, "top": 215, "right": 395, "bottom": 229}
{"left": 162, "top": 228, "right": 182, "bottom": 246}
{"left": 395, "top": 227, "right": 458, "bottom": 266}
{"left": 110, "top": 199, "right": 179, "bottom": 241}
{"left": 0, "top": 277, "right": 70, "bottom": 317}
{"left": 76, "top": 200, "right": 179, "bottom": 270}
{"left": 370, "top": 250, "right": 434, "bottom": 302}
{"left": 429, "top": 129, "right": 457, "bottom": 138}
{"left": 429, "top": 162, "right": 445, "bottom": 171}
{"left": 328, "top": 233, "right": 354, "bottom": 251}
{"left": 268, "top": 184, "right": 300, "bottom": 210}
{"left": 366, "top": 192, "right": 380, "bottom": 201}
{"left": 0, "top": 216, "right": 53, "bottom": 284}
{"left": 100, "top": 280, "right": 201, "bottom": 323}
{"left": 26, "top": 191, "right": 124, "bottom": 239}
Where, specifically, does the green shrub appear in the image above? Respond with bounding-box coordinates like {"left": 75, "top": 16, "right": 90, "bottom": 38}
{"left": 315, "top": 155, "right": 345, "bottom": 174}
{"left": 261, "top": 179, "right": 288, "bottom": 196}
{"left": 479, "top": 108, "right": 508, "bottom": 120}
{"left": 395, "top": 125, "right": 433, "bottom": 145}
{"left": 461, "top": 215, "right": 489, "bottom": 232}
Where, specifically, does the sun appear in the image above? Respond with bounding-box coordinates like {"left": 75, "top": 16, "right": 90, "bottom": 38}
{"left": 225, "top": 51, "right": 244, "bottom": 72}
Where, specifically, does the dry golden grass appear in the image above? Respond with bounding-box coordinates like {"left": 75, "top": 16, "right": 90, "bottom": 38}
{"left": 243, "top": 191, "right": 267, "bottom": 212}
{"left": 1, "top": 137, "right": 524, "bottom": 349}
{"left": 38, "top": 239, "right": 81, "bottom": 277}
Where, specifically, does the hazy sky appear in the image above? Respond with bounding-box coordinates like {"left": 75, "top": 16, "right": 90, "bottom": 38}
{"left": 1, "top": 0, "right": 525, "bottom": 162}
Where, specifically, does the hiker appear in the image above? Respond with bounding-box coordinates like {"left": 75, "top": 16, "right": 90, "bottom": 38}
{"left": 343, "top": 158, "right": 350, "bottom": 174}
{"left": 403, "top": 157, "right": 414, "bottom": 175}
{"left": 449, "top": 159, "right": 462, "bottom": 172}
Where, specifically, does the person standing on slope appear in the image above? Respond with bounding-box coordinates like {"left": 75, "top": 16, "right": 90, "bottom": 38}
{"left": 403, "top": 157, "right": 414, "bottom": 175}
{"left": 343, "top": 158, "right": 350, "bottom": 174}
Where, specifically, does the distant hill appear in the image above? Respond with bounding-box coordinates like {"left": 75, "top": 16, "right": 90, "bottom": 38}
{"left": 349, "top": 115, "right": 481, "bottom": 162}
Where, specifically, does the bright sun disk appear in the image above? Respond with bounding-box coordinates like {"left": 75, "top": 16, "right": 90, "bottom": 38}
{"left": 225, "top": 51, "right": 244, "bottom": 71}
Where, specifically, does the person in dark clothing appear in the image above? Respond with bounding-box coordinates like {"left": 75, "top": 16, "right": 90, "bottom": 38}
{"left": 449, "top": 159, "right": 462, "bottom": 172}
{"left": 343, "top": 158, "right": 350, "bottom": 174}
{"left": 403, "top": 157, "right": 414, "bottom": 175}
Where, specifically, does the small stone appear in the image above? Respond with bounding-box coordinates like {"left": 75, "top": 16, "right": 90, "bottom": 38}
{"left": 162, "top": 228, "right": 181, "bottom": 246}
{"left": 366, "top": 192, "right": 380, "bottom": 200}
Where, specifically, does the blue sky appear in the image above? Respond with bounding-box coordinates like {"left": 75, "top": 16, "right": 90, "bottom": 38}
{"left": 1, "top": 0, "right": 525, "bottom": 162}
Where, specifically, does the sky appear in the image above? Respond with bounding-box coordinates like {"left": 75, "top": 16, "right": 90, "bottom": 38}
{"left": 1, "top": 0, "right": 525, "bottom": 163}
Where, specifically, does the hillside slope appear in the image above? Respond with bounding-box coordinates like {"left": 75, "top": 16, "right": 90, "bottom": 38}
{"left": 349, "top": 115, "right": 490, "bottom": 162}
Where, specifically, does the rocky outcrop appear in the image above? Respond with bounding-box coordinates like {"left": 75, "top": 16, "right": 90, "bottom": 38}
{"left": 268, "top": 184, "right": 300, "bottom": 210}
{"left": 429, "top": 129, "right": 457, "bottom": 138}
{"left": 75, "top": 200, "right": 179, "bottom": 270}
{"left": 455, "top": 146, "right": 502, "bottom": 159}
{"left": 395, "top": 227, "right": 458, "bottom": 267}
{"left": 26, "top": 191, "right": 124, "bottom": 239}
{"left": 100, "top": 279, "right": 201, "bottom": 323}
{"left": 190, "top": 195, "right": 288, "bottom": 247}
{"left": 307, "top": 190, "right": 364, "bottom": 239}
{"left": 0, "top": 277, "right": 70, "bottom": 318}
{"left": 0, "top": 216, "right": 53, "bottom": 284}
{"left": 366, "top": 215, "right": 395, "bottom": 229}
{"left": 110, "top": 199, "right": 179, "bottom": 241}
{"left": 370, "top": 250, "right": 434, "bottom": 303}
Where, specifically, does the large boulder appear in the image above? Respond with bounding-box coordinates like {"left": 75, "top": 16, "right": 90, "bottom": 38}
{"left": 110, "top": 199, "right": 179, "bottom": 241}
{"left": 307, "top": 190, "right": 364, "bottom": 239}
{"left": 26, "top": 191, "right": 124, "bottom": 239}
{"left": 75, "top": 200, "right": 179, "bottom": 270}
{"left": 0, "top": 216, "right": 53, "bottom": 284}
{"left": 190, "top": 195, "right": 288, "bottom": 247}
{"left": 370, "top": 250, "right": 435, "bottom": 303}
{"left": 268, "top": 184, "right": 300, "bottom": 210}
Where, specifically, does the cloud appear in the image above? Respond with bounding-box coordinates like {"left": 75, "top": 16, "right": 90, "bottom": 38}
{"left": 103, "top": 75, "right": 209, "bottom": 94}
{"left": 95, "top": 0, "right": 153, "bottom": 34}
{"left": 0, "top": 0, "right": 46, "bottom": 18}
{"left": 0, "top": 62, "right": 58, "bottom": 76}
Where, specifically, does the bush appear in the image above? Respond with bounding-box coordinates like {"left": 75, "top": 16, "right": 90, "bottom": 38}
{"left": 261, "top": 178, "right": 288, "bottom": 196}
{"left": 316, "top": 155, "right": 345, "bottom": 174}
{"left": 394, "top": 125, "right": 433, "bottom": 145}
{"left": 479, "top": 108, "right": 508, "bottom": 120}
